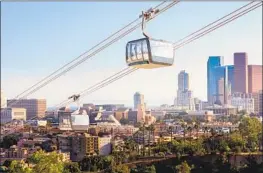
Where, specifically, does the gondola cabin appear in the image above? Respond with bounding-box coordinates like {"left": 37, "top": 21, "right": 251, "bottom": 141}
{"left": 126, "top": 38, "right": 175, "bottom": 69}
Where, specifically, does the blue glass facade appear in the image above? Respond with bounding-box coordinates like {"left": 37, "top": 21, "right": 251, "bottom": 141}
{"left": 207, "top": 56, "right": 234, "bottom": 105}
{"left": 207, "top": 56, "right": 222, "bottom": 104}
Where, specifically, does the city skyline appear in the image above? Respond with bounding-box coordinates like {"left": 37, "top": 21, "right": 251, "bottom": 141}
{"left": 2, "top": 2, "right": 262, "bottom": 106}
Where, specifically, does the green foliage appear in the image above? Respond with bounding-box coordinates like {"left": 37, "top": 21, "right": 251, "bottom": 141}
{"left": 0, "top": 166, "right": 8, "bottom": 172}
{"left": 30, "top": 151, "right": 64, "bottom": 173}
{"left": 131, "top": 165, "right": 156, "bottom": 173}
{"left": 9, "top": 160, "right": 32, "bottom": 173}
{"left": 7, "top": 150, "right": 79, "bottom": 173}
{"left": 79, "top": 155, "right": 114, "bottom": 172}
{"left": 63, "top": 162, "right": 81, "bottom": 173}
{"left": 2, "top": 160, "right": 12, "bottom": 167}
{"left": 229, "top": 132, "right": 244, "bottom": 150}
{"left": 176, "top": 161, "right": 192, "bottom": 173}
{"left": 239, "top": 117, "right": 262, "bottom": 139}
{"left": 218, "top": 140, "right": 231, "bottom": 154}
{"left": 112, "top": 164, "right": 130, "bottom": 173}
{"left": 0, "top": 134, "right": 19, "bottom": 149}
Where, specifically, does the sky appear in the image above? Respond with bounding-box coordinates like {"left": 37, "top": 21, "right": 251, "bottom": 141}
{"left": 1, "top": 2, "right": 262, "bottom": 107}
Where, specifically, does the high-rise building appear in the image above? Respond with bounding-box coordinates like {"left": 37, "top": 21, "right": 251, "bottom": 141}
{"left": 207, "top": 56, "right": 223, "bottom": 104}
{"left": 226, "top": 65, "right": 234, "bottom": 94}
{"left": 178, "top": 70, "right": 189, "bottom": 91}
{"left": 234, "top": 52, "right": 248, "bottom": 93}
{"left": 7, "top": 99, "right": 46, "bottom": 120}
{"left": 207, "top": 61, "right": 232, "bottom": 105}
{"left": 176, "top": 70, "right": 195, "bottom": 110}
{"left": 248, "top": 65, "right": 262, "bottom": 93}
{"left": 259, "top": 90, "right": 263, "bottom": 117}
{"left": 217, "top": 78, "right": 225, "bottom": 105}
{"left": 1, "top": 90, "right": 7, "bottom": 108}
{"left": 134, "top": 92, "right": 144, "bottom": 110}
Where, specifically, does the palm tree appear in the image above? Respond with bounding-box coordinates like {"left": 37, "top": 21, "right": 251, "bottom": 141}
{"left": 181, "top": 123, "right": 187, "bottom": 143}
{"left": 139, "top": 124, "right": 146, "bottom": 157}
{"left": 210, "top": 128, "right": 217, "bottom": 153}
{"left": 194, "top": 123, "right": 200, "bottom": 140}
{"left": 180, "top": 121, "right": 187, "bottom": 155}
{"left": 147, "top": 124, "right": 155, "bottom": 156}
{"left": 168, "top": 126, "right": 173, "bottom": 152}
{"left": 187, "top": 126, "right": 193, "bottom": 146}
{"left": 204, "top": 126, "right": 208, "bottom": 138}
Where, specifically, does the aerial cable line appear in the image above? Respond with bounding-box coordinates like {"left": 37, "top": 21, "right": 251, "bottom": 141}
{"left": 3, "top": 1, "right": 179, "bottom": 109}
{"left": 173, "top": 1, "right": 262, "bottom": 50}
{"left": 56, "top": 67, "right": 138, "bottom": 108}
{"left": 2, "top": 1, "right": 170, "bottom": 108}
{"left": 55, "top": 67, "right": 132, "bottom": 108}
{"left": 56, "top": 1, "right": 261, "bottom": 108}
{"left": 172, "top": 1, "right": 255, "bottom": 47}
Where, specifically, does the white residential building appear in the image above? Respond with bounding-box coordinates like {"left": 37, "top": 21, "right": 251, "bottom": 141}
{"left": 230, "top": 92, "right": 254, "bottom": 114}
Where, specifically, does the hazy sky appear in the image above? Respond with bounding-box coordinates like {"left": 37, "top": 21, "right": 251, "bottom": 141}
{"left": 2, "top": 2, "right": 262, "bottom": 107}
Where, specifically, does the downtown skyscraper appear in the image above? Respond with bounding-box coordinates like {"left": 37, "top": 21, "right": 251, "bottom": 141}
{"left": 207, "top": 56, "right": 234, "bottom": 105}
{"left": 175, "top": 70, "right": 195, "bottom": 110}
{"left": 233, "top": 52, "right": 248, "bottom": 93}
{"left": 207, "top": 56, "right": 223, "bottom": 105}
{"left": 133, "top": 92, "right": 144, "bottom": 110}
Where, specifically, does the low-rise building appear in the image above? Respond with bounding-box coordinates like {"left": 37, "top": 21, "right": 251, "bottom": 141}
{"left": 99, "top": 135, "right": 112, "bottom": 156}
{"left": 17, "top": 137, "right": 51, "bottom": 148}
{"left": 114, "top": 108, "right": 129, "bottom": 121}
{"left": 26, "top": 120, "right": 47, "bottom": 127}
{"left": 206, "top": 105, "right": 237, "bottom": 115}
{"left": 133, "top": 130, "right": 155, "bottom": 145}
{"left": 5, "top": 145, "right": 28, "bottom": 158}
{"left": 230, "top": 92, "right": 254, "bottom": 114}
{"left": 58, "top": 132, "right": 110, "bottom": 161}
{"left": 1, "top": 108, "right": 26, "bottom": 124}
{"left": 151, "top": 110, "right": 166, "bottom": 121}
{"left": 187, "top": 111, "right": 215, "bottom": 122}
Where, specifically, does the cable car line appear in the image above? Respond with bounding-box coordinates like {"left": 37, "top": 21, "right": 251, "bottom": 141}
{"left": 172, "top": 1, "right": 255, "bottom": 47}
{"left": 55, "top": 67, "right": 132, "bottom": 108}
{"left": 3, "top": 1, "right": 179, "bottom": 110}
{"left": 56, "top": 68, "right": 138, "bottom": 109}
{"left": 173, "top": 1, "right": 262, "bottom": 50}
{"left": 57, "top": 1, "right": 261, "bottom": 108}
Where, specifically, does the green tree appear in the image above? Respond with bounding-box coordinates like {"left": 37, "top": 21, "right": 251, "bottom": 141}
{"left": 2, "top": 160, "right": 12, "bottom": 167}
{"left": 239, "top": 117, "right": 262, "bottom": 150}
{"left": 26, "top": 150, "right": 68, "bottom": 173}
{"left": 131, "top": 165, "right": 156, "bottom": 173}
{"left": 1, "top": 135, "right": 19, "bottom": 149}
{"left": 9, "top": 160, "right": 32, "bottom": 173}
{"left": 63, "top": 162, "right": 81, "bottom": 173}
{"left": 0, "top": 166, "right": 8, "bottom": 172}
{"left": 112, "top": 164, "right": 130, "bottom": 173}
{"left": 176, "top": 161, "right": 192, "bottom": 173}
{"left": 239, "top": 117, "right": 261, "bottom": 138}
